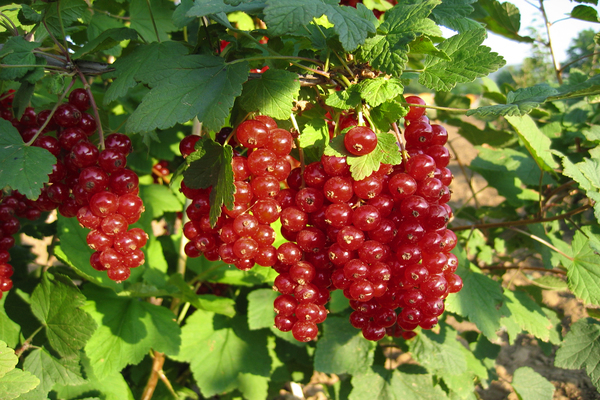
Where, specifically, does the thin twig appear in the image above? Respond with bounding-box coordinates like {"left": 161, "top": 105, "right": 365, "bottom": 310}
{"left": 509, "top": 226, "right": 573, "bottom": 261}
{"left": 451, "top": 204, "right": 592, "bottom": 231}
{"left": 480, "top": 265, "right": 566, "bottom": 276}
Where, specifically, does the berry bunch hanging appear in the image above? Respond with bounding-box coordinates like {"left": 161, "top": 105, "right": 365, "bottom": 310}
{"left": 0, "top": 88, "right": 148, "bottom": 287}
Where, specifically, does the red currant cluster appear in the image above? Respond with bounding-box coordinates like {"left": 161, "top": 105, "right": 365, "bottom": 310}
{"left": 180, "top": 116, "right": 295, "bottom": 273}
{"left": 0, "top": 89, "right": 148, "bottom": 284}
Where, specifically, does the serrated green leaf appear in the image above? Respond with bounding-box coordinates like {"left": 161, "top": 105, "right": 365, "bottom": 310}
{"left": 138, "top": 183, "right": 183, "bottom": 219}
{"left": 82, "top": 284, "right": 181, "bottom": 380}
{"left": 19, "top": 4, "right": 42, "bottom": 24}
{"left": 467, "top": 84, "right": 558, "bottom": 117}
{"left": 0, "top": 121, "right": 55, "bottom": 200}
{"left": 420, "top": 29, "right": 505, "bottom": 91}
{"left": 577, "top": 158, "right": 600, "bottom": 189}
{"left": 127, "top": 55, "right": 248, "bottom": 133}
{"left": 349, "top": 366, "right": 448, "bottom": 400}
{"left": 533, "top": 275, "right": 568, "bottom": 290}
{"left": 360, "top": 0, "right": 441, "bottom": 76}
{"left": 358, "top": 77, "right": 404, "bottom": 107}
{"left": 555, "top": 318, "right": 600, "bottom": 391}
{"left": 474, "top": 0, "right": 535, "bottom": 42}
{"left": 186, "top": 0, "right": 266, "bottom": 19}
{"left": 182, "top": 138, "right": 234, "bottom": 226}
{"left": 571, "top": 4, "right": 600, "bottom": 22}
{"left": 562, "top": 229, "right": 600, "bottom": 306}
{"left": 72, "top": 27, "right": 138, "bottom": 59}
{"left": 445, "top": 247, "right": 504, "bottom": 340}
{"left": 104, "top": 42, "right": 189, "bottom": 104}
{"left": 129, "top": 0, "right": 176, "bottom": 42}
{"left": 173, "top": 309, "right": 271, "bottom": 398}
{"left": 501, "top": 289, "right": 552, "bottom": 342}
{"left": 23, "top": 348, "right": 86, "bottom": 392}
{"left": 370, "top": 100, "right": 408, "bottom": 132}
{"left": 314, "top": 316, "right": 375, "bottom": 375}
{"left": 324, "top": 3, "right": 376, "bottom": 51}
{"left": 239, "top": 69, "right": 300, "bottom": 120}
{"left": 505, "top": 114, "right": 559, "bottom": 173}
{"left": 0, "top": 300, "right": 20, "bottom": 350}
{"left": 53, "top": 353, "right": 134, "bottom": 400}
{"left": 511, "top": 366, "right": 555, "bottom": 400}
{"left": 30, "top": 273, "right": 96, "bottom": 359}
{"left": 247, "top": 289, "right": 278, "bottom": 330}
{"left": 0, "top": 341, "right": 17, "bottom": 379}
{"left": 324, "top": 132, "right": 403, "bottom": 181}
{"left": 548, "top": 73, "right": 600, "bottom": 101}
{"left": 0, "top": 368, "right": 40, "bottom": 400}
{"left": 263, "top": 0, "right": 337, "bottom": 36}
{"left": 0, "top": 36, "right": 40, "bottom": 81}
{"left": 409, "top": 323, "right": 467, "bottom": 376}
{"left": 325, "top": 86, "right": 363, "bottom": 110}
{"left": 409, "top": 36, "right": 451, "bottom": 60}
{"left": 42, "top": 0, "right": 90, "bottom": 39}
{"left": 431, "top": 0, "right": 477, "bottom": 31}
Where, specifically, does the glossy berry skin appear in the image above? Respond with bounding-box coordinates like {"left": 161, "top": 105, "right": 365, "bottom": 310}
{"left": 344, "top": 126, "right": 377, "bottom": 155}
{"left": 180, "top": 135, "right": 201, "bottom": 157}
{"left": 53, "top": 103, "right": 82, "bottom": 127}
{"left": 109, "top": 169, "right": 139, "bottom": 196}
{"left": 105, "top": 133, "right": 132, "bottom": 154}
{"left": 236, "top": 120, "right": 269, "bottom": 148}
{"left": 404, "top": 95, "right": 427, "bottom": 121}
{"left": 68, "top": 88, "right": 91, "bottom": 111}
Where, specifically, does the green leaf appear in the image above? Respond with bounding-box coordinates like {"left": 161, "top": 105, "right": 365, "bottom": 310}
{"left": 445, "top": 247, "right": 504, "bottom": 340}
{"left": 555, "top": 318, "right": 600, "bottom": 391}
{"left": 548, "top": 74, "right": 600, "bottom": 101}
{"left": 239, "top": 69, "right": 301, "bottom": 120}
{"left": 324, "top": 3, "right": 377, "bottom": 51}
{"left": 138, "top": 184, "right": 183, "bottom": 219}
{"left": 562, "top": 229, "right": 600, "bottom": 306}
{"left": 325, "top": 85, "right": 363, "bottom": 110}
{"left": 0, "top": 36, "right": 40, "bottom": 81}
{"left": 409, "top": 36, "right": 451, "bottom": 60}
{"left": 183, "top": 138, "right": 234, "bottom": 225}
{"left": 0, "top": 368, "right": 40, "bottom": 400}
{"left": 263, "top": 0, "right": 337, "bottom": 36}
{"left": 456, "top": 120, "right": 515, "bottom": 147}
{"left": 19, "top": 4, "right": 42, "bottom": 24}
{"left": 42, "top": 0, "right": 90, "bottom": 39}
{"left": 467, "top": 84, "right": 559, "bottom": 117}
{"left": 30, "top": 273, "right": 97, "bottom": 359}
{"left": 360, "top": 0, "right": 441, "bottom": 76}
{"left": 23, "top": 348, "right": 86, "bottom": 392}
{"left": 72, "top": 27, "right": 138, "bottom": 59}
{"left": 431, "top": 0, "right": 477, "bottom": 31}
{"left": 129, "top": 0, "right": 176, "bottom": 42}
{"left": 82, "top": 284, "right": 181, "bottom": 380}
{"left": 358, "top": 77, "right": 404, "bottom": 108}
{"left": 247, "top": 288, "right": 278, "bottom": 330}
{"left": 349, "top": 366, "right": 448, "bottom": 400}
{"left": 571, "top": 5, "right": 600, "bottom": 22}
{"left": 419, "top": 29, "right": 505, "bottom": 91}
{"left": 408, "top": 323, "right": 467, "bottom": 375}
{"left": 53, "top": 353, "right": 134, "bottom": 400}
{"left": 104, "top": 42, "right": 189, "bottom": 104}
{"left": 324, "top": 132, "right": 403, "bottom": 181}
{"left": 554, "top": 152, "right": 600, "bottom": 222}
{"left": 469, "top": 147, "right": 541, "bottom": 206}
{"left": 501, "top": 289, "right": 553, "bottom": 342}
{"left": 167, "top": 274, "right": 236, "bottom": 317}
{"left": 126, "top": 55, "right": 248, "bottom": 133}
{"left": 173, "top": 309, "right": 271, "bottom": 398}
{"left": 511, "top": 366, "right": 555, "bottom": 400}
{"left": 314, "top": 316, "right": 375, "bottom": 375}
{"left": 505, "top": 115, "right": 559, "bottom": 173}
{"left": 0, "top": 341, "right": 17, "bottom": 379}
{"left": 473, "top": 0, "right": 535, "bottom": 42}
{"left": 0, "top": 120, "right": 56, "bottom": 199}
{"left": 186, "top": 0, "right": 267, "bottom": 19}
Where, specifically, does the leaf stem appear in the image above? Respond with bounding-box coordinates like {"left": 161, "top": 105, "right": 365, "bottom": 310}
{"left": 559, "top": 52, "right": 600, "bottom": 73}
{"left": 55, "top": 1, "right": 70, "bottom": 59}
{"left": 15, "top": 325, "right": 44, "bottom": 357}
{"left": 141, "top": 351, "right": 179, "bottom": 400}
{"left": 509, "top": 226, "right": 574, "bottom": 261}
{"left": 401, "top": 102, "right": 469, "bottom": 113}
{"left": 451, "top": 204, "right": 592, "bottom": 232}
{"left": 480, "top": 264, "right": 566, "bottom": 276}
{"left": 145, "top": 0, "right": 161, "bottom": 43}
{"left": 290, "top": 112, "right": 306, "bottom": 188}
{"left": 75, "top": 68, "right": 105, "bottom": 149}
{"left": 0, "top": 12, "right": 18, "bottom": 36}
